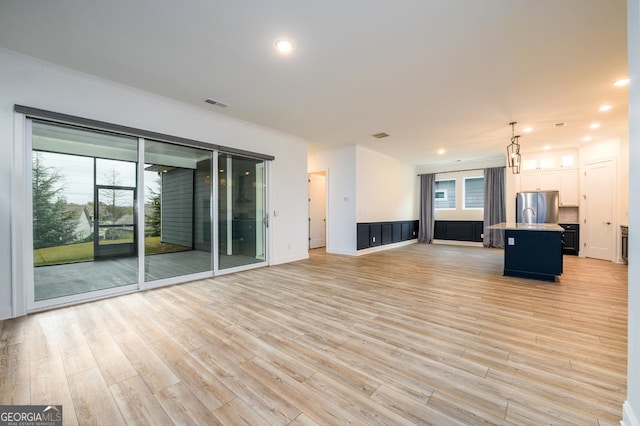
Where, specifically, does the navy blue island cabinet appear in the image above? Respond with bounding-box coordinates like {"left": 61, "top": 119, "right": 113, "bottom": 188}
{"left": 503, "top": 228, "right": 563, "bottom": 281}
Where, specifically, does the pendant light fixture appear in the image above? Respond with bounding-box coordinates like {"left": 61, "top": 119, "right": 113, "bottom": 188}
{"left": 506, "top": 121, "right": 521, "bottom": 174}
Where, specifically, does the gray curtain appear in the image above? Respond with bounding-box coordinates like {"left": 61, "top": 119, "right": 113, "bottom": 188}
{"left": 418, "top": 173, "right": 435, "bottom": 243}
{"left": 483, "top": 167, "right": 506, "bottom": 248}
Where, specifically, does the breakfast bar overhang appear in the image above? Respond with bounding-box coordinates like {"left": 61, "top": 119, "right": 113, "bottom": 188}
{"left": 488, "top": 223, "right": 564, "bottom": 282}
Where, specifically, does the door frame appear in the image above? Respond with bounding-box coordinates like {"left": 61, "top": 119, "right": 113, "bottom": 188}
{"left": 10, "top": 113, "right": 273, "bottom": 317}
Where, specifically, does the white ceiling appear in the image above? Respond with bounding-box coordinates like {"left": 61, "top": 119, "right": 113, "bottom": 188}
{"left": 0, "top": 0, "right": 628, "bottom": 166}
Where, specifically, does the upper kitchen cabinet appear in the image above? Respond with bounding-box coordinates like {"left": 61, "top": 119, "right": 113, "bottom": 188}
{"left": 517, "top": 149, "right": 579, "bottom": 206}
{"left": 521, "top": 149, "right": 577, "bottom": 172}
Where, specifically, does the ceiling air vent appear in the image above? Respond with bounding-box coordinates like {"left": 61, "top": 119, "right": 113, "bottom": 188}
{"left": 204, "top": 98, "right": 229, "bottom": 108}
{"left": 372, "top": 132, "right": 390, "bottom": 139}
{"left": 554, "top": 122, "right": 566, "bottom": 128}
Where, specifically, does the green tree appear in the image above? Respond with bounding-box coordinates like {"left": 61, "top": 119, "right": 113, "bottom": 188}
{"left": 145, "top": 180, "right": 161, "bottom": 237}
{"left": 32, "top": 152, "right": 77, "bottom": 249}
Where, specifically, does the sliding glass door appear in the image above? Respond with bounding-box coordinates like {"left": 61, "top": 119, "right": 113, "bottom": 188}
{"left": 31, "top": 121, "right": 139, "bottom": 303}
{"left": 217, "top": 153, "right": 267, "bottom": 270}
{"left": 27, "top": 118, "right": 270, "bottom": 310}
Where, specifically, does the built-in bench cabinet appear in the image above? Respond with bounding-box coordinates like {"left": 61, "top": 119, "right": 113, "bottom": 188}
{"left": 434, "top": 220, "right": 483, "bottom": 243}
{"left": 357, "top": 220, "right": 418, "bottom": 250}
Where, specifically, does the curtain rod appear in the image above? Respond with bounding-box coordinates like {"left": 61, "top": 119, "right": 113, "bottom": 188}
{"left": 417, "top": 166, "right": 505, "bottom": 176}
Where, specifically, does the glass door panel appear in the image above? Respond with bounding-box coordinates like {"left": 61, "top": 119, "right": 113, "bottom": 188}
{"left": 143, "top": 140, "right": 213, "bottom": 281}
{"left": 218, "top": 154, "right": 267, "bottom": 270}
{"left": 94, "top": 185, "right": 136, "bottom": 258}
{"left": 31, "top": 121, "right": 139, "bottom": 302}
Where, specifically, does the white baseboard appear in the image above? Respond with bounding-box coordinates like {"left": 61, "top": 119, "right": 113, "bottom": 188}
{"left": 325, "top": 248, "right": 357, "bottom": 256}
{"left": 270, "top": 253, "right": 309, "bottom": 265}
{"left": 432, "top": 239, "right": 484, "bottom": 248}
{"left": 355, "top": 239, "right": 416, "bottom": 256}
{"left": 623, "top": 401, "right": 640, "bottom": 426}
{"left": 0, "top": 307, "right": 13, "bottom": 320}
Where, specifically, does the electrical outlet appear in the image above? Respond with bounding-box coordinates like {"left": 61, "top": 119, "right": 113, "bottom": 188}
{"left": 508, "top": 237, "right": 515, "bottom": 246}
{"left": 372, "top": 236, "right": 376, "bottom": 242}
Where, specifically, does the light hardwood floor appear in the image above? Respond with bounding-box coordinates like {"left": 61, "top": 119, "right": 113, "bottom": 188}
{"left": 0, "top": 244, "right": 628, "bottom": 425}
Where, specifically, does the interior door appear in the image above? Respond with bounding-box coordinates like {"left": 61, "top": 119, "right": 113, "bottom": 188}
{"left": 308, "top": 172, "right": 326, "bottom": 249}
{"left": 582, "top": 160, "right": 615, "bottom": 260}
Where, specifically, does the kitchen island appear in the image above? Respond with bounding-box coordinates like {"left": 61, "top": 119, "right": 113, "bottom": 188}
{"left": 488, "top": 222, "right": 564, "bottom": 282}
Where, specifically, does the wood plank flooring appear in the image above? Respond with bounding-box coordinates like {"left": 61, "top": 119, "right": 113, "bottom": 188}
{"left": 0, "top": 244, "right": 628, "bottom": 425}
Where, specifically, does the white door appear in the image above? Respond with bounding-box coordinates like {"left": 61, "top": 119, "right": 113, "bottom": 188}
{"left": 308, "top": 172, "right": 326, "bottom": 249}
{"left": 582, "top": 160, "right": 615, "bottom": 260}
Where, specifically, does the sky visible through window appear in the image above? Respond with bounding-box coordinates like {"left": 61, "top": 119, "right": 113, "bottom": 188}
{"left": 36, "top": 151, "right": 137, "bottom": 205}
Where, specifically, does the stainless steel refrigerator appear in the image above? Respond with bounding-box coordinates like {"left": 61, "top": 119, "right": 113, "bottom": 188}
{"left": 516, "top": 191, "right": 559, "bottom": 224}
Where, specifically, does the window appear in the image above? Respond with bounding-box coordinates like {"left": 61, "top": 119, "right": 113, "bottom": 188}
{"left": 434, "top": 180, "right": 455, "bottom": 209}
{"left": 464, "top": 176, "right": 484, "bottom": 209}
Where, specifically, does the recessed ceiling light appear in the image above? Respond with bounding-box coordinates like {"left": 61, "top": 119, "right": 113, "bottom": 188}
{"left": 523, "top": 127, "right": 533, "bottom": 133}
{"left": 589, "top": 123, "right": 601, "bottom": 129}
{"left": 599, "top": 104, "right": 612, "bottom": 112}
{"left": 583, "top": 136, "right": 593, "bottom": 142}
{"left": 543, "top": 145, "right": 551, "bottom": 150}
{"left": 437, "top": 148, "right": 446, "bottom": 155}
{"left": 275, "top": 39, "right": 294, "bottom": 54}
{"left": 614, "top": 78, "right": 630, "bottom": 87}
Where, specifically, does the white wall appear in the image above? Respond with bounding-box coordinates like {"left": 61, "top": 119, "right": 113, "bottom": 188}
{"left": 308, "top": 145, "right": 357, "bottom": 255}
{"left": 415, "top": 156, "right": 505, "bottom": 175}
{"left": 625, "top": 1, "right": 639, "bottom": 424}
{"left": 0, "top": 48, "right": 309, "bottom": 319}
{"left": 355, "top": 145, "right": 417, "bottom": 222}
{"left": 620, "top": 133, "right": 630, "bottom": 226}
{"left": 579, "top": 138, "right": 621, "bottom": 163}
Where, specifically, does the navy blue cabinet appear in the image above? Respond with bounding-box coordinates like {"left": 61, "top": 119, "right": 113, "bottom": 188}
{"left": 559, "top": 223, "right": 579, "bottom": 256}
{"left": 504, "top": 229, "right": 563, "bottom": 281}
{"left": 357, "top": 220, "right": 419, "bottom": 250}
{"left": 433, "top": 220, "right": 483, "bottom": 242}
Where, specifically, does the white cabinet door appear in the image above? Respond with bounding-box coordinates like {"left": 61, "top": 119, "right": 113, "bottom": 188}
{"left": 538, "top": 171, "right": 561, "bottom": 191}
{"left": 519, "top": 173, "right": 539, "bottom": 191}
{"left": 559, "top": 169, "right": 579, "bottom": 206}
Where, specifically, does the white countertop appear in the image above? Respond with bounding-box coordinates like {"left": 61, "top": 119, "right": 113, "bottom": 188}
{"left": 487, "top": 222, "right": 564, "bottom": 232}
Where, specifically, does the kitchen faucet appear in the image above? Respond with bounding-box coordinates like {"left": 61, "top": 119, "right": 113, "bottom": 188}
{"left": 522, "top": 207, "right": 536, "bottom": 224}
